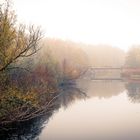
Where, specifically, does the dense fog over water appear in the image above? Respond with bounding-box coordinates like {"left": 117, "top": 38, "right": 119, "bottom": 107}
{"left": 1, "top": 1, "right": 140, "bottom": 140}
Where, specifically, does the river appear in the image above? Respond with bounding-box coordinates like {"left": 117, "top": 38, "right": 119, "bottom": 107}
{"left": 39, "top": 80, "right": 140, "bottom": 140}
{"left": 1, "top": 80, "right": 140, "bottom": 140}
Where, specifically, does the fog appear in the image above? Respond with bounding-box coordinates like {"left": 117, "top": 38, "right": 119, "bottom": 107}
{"left": 38, "top": 38, "right": 126, "bottom": 70}
{"left": 1, "top": 1, "right": 140, "bottom": 140}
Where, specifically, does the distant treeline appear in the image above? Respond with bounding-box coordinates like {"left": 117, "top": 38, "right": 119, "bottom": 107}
{"left": 41, "top": 38, "right": 126, "bottom": 68}
{"left": 45, "top": 38, "right": 140, "bottom": 69}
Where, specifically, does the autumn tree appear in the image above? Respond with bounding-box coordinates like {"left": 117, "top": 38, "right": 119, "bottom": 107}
{"left": 41, "top": 39, "right": 89, "bottom": 80}
{"left": 125, "top": 46, "right": 140, "bottom": 68}
{"left": 0, "top": 0, "right": 42, "bottom": 72}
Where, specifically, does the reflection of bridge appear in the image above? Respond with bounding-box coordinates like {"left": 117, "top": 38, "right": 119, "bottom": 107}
{"left": 89, "top": 67, "right": 140, "bottom": 71}
{"left": 87, "top": 67, "right": 140, "bottom": 81}
{"left": 86, "top": 67, "right": 123, "bottom": 80}
{"left": 89, "top": 67, "right": 122, "bottom": 70}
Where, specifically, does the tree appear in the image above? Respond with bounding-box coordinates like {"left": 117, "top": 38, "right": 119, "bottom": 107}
{"left": 0, "top": 0, "right": 42, "bottom": 72}
{"left": 125, "top": 46, "right": 140, "bottom": 68}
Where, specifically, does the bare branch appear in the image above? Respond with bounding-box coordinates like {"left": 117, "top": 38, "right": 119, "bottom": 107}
{"left": 0, "top": 1, "right": 43, "bottom": 71}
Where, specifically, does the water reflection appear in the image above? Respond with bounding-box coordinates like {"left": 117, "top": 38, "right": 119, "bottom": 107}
{"left": 1, "top": 80, "right": 140, "bottom": 140}
{"left": 57, "top": 86, "right": 87, "bottom": 108}
{"left": 0, "top": 86, "right": 87, "bottom": 140}
{"left": 40, "top": 81, "right": 140, "bottom": 140}
{"left": 0, "top": 115, "right": 50, "bottom": 140}
{"left": 85, "top": 80, "right": 125, "bottom": 98}
{"left": 125, "top": 81, "right": 140, "bottom": 103}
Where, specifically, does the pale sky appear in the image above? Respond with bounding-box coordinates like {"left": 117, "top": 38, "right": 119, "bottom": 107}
{"left": 13, "top": 0, "right": 140, "bottom": 51}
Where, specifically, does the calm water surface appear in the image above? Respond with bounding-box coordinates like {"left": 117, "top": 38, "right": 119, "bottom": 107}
{"left": 39, "top": 81, "right": 140, "bottom": 140}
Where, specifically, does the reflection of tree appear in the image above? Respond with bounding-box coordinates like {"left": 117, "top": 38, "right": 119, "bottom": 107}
{"left": 78, "top": 80, "right": 125, "bottom": 98}
{"left": 57, "top": 86, "right": 87, "bottom": 108}
{"left": 0, "top": 86, "right": 87, "bottom": 140}
{"left": 0, "top": 115, "right": 52, "bottom": 140}
{"left": 125, "top": 82, "right": 140, "bottom": 103}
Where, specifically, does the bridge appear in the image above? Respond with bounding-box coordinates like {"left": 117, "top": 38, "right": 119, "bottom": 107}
{"left": 85, "top": 67, "right": 122, "bottom": 80}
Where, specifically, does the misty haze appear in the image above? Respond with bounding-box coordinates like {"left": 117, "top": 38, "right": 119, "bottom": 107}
{"left": 1, "top": 0, "right": 140, "bottom": 140}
